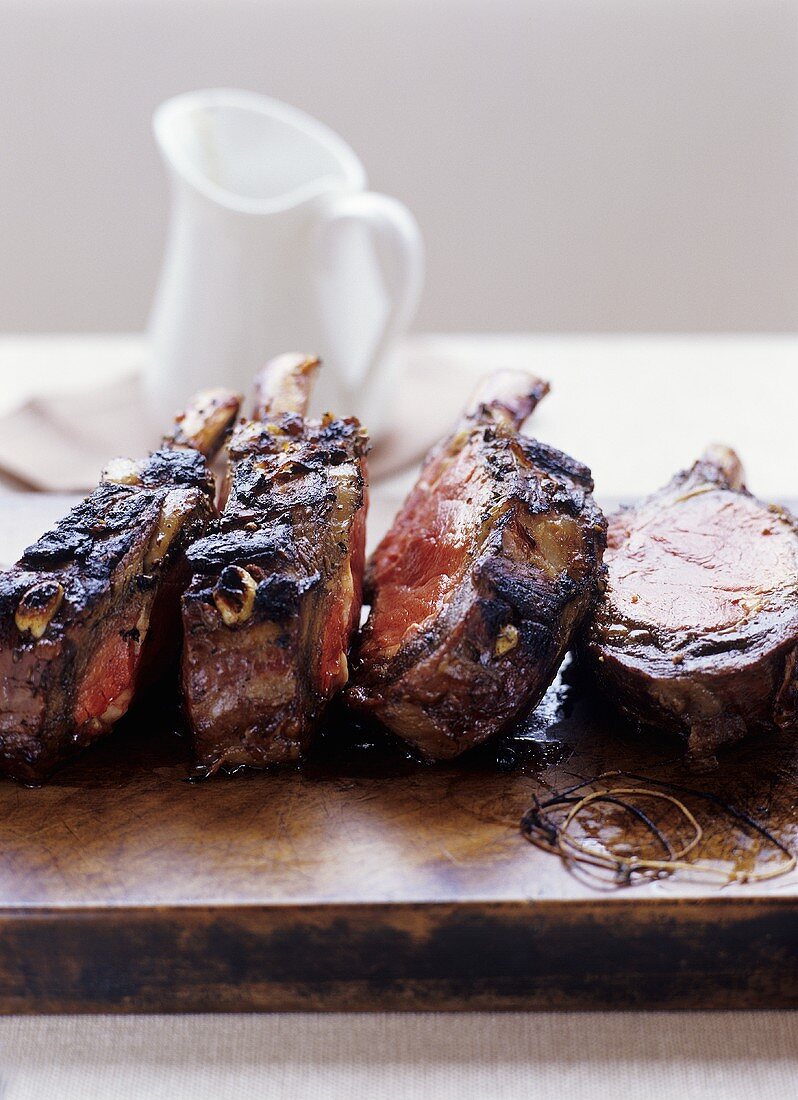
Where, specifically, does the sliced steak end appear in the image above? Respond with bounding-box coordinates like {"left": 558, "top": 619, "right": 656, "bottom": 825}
{"left": 582, "top": 446, "right": 798, "bottom": 756}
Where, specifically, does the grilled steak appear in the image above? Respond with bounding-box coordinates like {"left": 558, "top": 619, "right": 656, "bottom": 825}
{"left": 0, "top": 389, "right": 240, "bottom": 783}
{"left": 348, "top": 371, "right": 607, "bottom": 760}
{"left": 582, "top": 445, "right": 798, "bottom": 756}
{"left": 182, "top": 354, "right": 369, "bottom": 774}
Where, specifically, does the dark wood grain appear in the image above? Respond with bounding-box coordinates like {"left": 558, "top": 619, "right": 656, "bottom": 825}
{"left": 0, "top": 495, "right": 795, "bottom": 1012}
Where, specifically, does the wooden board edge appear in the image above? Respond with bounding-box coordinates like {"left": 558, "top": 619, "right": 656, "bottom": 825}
{"left": 0, "top": 898, "right": 795, "bottom": 1012}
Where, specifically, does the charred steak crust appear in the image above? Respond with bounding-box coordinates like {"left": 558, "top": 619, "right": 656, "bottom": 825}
{"left": 349, "top": 420, "right": 607, "bottom": 760}
{"left": 581, "top": 453, "right": 798, "bottom": 756}
{"left": 182, "top": 412, "right": 369, "bottom": 774}
{"left": 0, "top": 448, "right": 216, "bottom": 782}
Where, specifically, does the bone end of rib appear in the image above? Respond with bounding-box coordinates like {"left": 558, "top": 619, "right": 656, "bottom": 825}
{"left": 101, "top": 457, "right": 143, "bottom": 486}
{"left": 697, "top": 444, "right": 746, "bottom": 491}
{"left": 252, "top": 354, "right": 321, "bottom": 420}
{"left": 167, "top": 389, "right": 242, "bottom": 459}
{"left": 465, "top": 370, "right": 550, "bottom": 431}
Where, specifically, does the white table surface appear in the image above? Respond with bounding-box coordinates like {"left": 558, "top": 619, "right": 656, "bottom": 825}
{"left": 0, "top": 332, "right": 796, "bottom": 500}
{"left": 0, "top": 334, "right": 795, "bottom": 1099}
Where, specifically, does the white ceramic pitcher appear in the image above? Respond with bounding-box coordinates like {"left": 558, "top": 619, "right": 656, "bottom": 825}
{"left": 148, "top": 89, "right": 424, "bottom": 436}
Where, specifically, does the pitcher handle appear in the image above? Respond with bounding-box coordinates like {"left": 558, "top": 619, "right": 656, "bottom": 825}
{"left": 313, "top": 191, "right": 424, "bottom": 392}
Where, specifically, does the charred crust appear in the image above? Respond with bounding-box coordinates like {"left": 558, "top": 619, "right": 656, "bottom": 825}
{"left": 186, "top": 524, "right": 293, "bottom": 573}
{"left": 137, "top": 447, "right": 213, "bottom": 491}
{"left": 0, "top": 437, "right": 217, "bottom": 780}
{"left": 182, "top": 409, "right": 368, "bottom": 771}
{"left": 515, "top": 437, "right": 595, "bottom": 491}
{"left": 478, "top": 557, "right": 580, "bottom": 619}
{"left": 254, "top": 575, "right": 303, "bottom": 622}
{"left": 229, "top": 414, "right": 368, "bottom": 464}
{"left": 351, "top": 419, "right": 607, "bottom": 755}
{"left": 19, "top": 450, "right": 212, "bottom": 575}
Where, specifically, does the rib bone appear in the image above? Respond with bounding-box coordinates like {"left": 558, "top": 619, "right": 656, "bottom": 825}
{"left": 181, "top": 354, "right": 368, "bottom": 774}
{"left": 0, "top": 387, "right": 240, "bottom": 782}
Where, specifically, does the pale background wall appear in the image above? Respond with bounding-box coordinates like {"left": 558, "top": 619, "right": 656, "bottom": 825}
{"left": 0, "top": 0, "right": 796, "bottom": 334}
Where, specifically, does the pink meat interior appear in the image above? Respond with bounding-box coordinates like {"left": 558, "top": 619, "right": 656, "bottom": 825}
{"left": 607, "top": 487, "right": 797, "bottom": 634}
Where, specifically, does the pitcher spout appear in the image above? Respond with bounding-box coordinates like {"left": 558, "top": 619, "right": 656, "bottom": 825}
{"left": 153, "top": 88, "right": 366, "bottom": 215}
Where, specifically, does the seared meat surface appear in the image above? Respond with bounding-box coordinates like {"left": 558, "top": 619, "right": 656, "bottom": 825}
{"left": 0, "top": 390, "right": 239, "bottom": 782}
{"left": 582, "top": 446, "right": 798, "bottom": 756}
{"left": 348, "top": 371, "right": 606, "bottom": 760}
{"left": 182, "top": 354, "right": 369, "bottom": 774}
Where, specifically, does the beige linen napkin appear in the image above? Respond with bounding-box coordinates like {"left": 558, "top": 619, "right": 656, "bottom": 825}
{"left": 0, "top": 373, "right": 160, "bottom": 491}
{"left": 0, "top": 344, "right": 492, "bottom": 492}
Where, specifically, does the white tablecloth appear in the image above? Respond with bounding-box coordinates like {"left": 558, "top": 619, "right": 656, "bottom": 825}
{"left": 0, "top": 334, "right": 796, "bottom": 1099}
{"left": 1, "top": 1011, "right": 796, "bottom": 1099}
{"left": 0, "top": 332, "right": 797, "bottom": 499}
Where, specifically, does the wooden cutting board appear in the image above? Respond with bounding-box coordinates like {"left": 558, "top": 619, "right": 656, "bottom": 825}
{"left": 0, "top": 495, "right": 795, "bottom": 1013}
